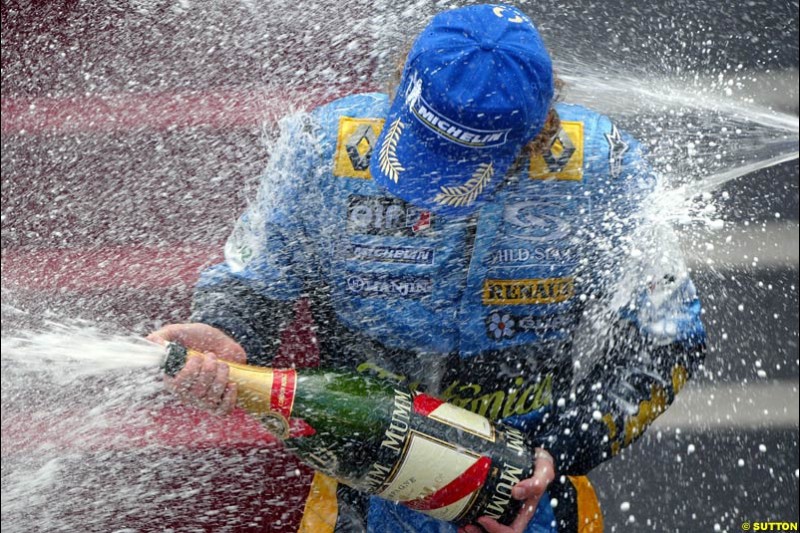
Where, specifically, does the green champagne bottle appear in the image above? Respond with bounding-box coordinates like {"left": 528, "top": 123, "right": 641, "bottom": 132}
{"left": 161, "top": 342, "right": 534, "bottom": 526}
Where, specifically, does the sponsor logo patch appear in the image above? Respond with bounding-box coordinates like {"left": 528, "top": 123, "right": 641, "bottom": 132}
{"left": 333, "top": 117, "right": 385, "bottom": 179}
{"left": 489, "top": 198, "right": 582, "bottom": 266}
{"left": 341, "top": 243, "right": 435, "bottom": 265}
{"left": 408, "top": 72, "right": 511, "bottom": 149}
{"left": 347, "top": 195, "right": 435, "bottom": 237}
{"left": 346, "top": 273, "right": 433, "bottom": 299}
{"left": 486, "top": 312, "right": 579, "bottom": 340}
{"left": 502, "top": 200, "right": 572, "bottom": 243}
{"left": 605, "top": 124, "right": 629, "bottom": 178}
{"left": 487, "top": 247, "right": 577, "bottom": 265}
{"left": 529, "top": 121, "right": 584, "bottom": 181}
{"left": 441, "top": 374, "right": 553, "bottom": 421}
{"left": 482, "top": 277, "right": 575, "bottom": 305}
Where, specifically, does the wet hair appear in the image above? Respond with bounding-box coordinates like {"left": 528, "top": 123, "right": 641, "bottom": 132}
{"left": 386, "top": 47, "right": 563, "bottom": 160}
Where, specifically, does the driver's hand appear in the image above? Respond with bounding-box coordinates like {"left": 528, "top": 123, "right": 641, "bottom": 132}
{"left": 460, "top": 448, "right": 556, "bottom": 533}
{"left": 148, "top": 323, "right": 245, "bottom": 414}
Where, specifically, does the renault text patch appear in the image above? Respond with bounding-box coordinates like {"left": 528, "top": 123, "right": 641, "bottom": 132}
{"left": 482, "top": 277, "right": 575, "bottom": 305}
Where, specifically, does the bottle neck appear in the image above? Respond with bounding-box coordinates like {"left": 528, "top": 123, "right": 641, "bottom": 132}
{"left": 164, "top": 344, "right": 297, "bottom": 433}
{"left": 223, "top": 361, "right": 297, "bottom": 422}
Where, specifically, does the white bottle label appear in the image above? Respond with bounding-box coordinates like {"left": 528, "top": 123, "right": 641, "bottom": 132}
{"left": 377, "top": 430, "right": 490, "bottom": 521}
{"left": 413, "top": 393, "right": 496, "bottom": 441}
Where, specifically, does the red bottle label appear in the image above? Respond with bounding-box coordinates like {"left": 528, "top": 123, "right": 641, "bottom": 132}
{"left": 270, "top": 369, "right": 297, "bottom": 420}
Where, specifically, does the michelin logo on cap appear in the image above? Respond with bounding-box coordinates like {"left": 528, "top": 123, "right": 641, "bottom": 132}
{"left": 406, "top": 71, "right": 511, "bottom": 149}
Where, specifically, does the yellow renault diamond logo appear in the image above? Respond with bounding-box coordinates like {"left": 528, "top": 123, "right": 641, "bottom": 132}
{"left": 530, "top": 121, "right": 584, "bottom": 181}
{"left": 355, "top": 136, "right": 371, "bottom": 160}
{"left": 334, "top": 116, "right": 385, "bottom": 179}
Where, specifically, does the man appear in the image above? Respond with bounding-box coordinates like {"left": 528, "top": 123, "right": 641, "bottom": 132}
{"left": 150, "top": 5, "right": 706, "bottom": 532}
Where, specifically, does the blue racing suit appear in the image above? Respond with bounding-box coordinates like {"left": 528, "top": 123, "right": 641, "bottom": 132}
{"left": 191, "top": 93, "right": 706, "bottom": 532}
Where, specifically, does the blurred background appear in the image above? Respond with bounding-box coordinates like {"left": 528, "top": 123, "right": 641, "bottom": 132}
{"left": 2, "top": 0, "right": 797, "bottom": 531}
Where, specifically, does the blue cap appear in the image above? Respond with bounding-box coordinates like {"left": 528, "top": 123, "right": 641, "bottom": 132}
{"left": 370, "top": 4, "right": 554, "bottom": 217}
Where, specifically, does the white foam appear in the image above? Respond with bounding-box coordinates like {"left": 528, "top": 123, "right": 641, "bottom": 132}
{"left": 2, "top": 319, "right": 164, "bottom": 383}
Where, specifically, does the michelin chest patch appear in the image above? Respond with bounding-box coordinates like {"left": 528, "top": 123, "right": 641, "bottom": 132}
{"left": 347, "top": 195, "right": 434, "bottom": 237}
{"left": 346, "top": 273, "right": 433, "bottom": 299}
{"left": 333, "top": 117, "right": 385, "bottom": 179}
{"left": 339, "top": 243, "right": 435, "bottom": 265}
{"left": 529, "top": 121, "right": 584, "bottom": 181}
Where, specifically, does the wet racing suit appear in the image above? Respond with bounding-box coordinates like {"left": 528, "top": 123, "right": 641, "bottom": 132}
{"left": 191, "top": 93, "right": 707, "bottom": 532}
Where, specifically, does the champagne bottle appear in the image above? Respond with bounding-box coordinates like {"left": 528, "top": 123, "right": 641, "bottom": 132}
{"left": 161, "top": 342, "right": 534, "bottom": 526}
